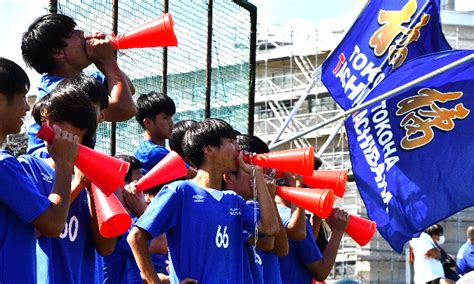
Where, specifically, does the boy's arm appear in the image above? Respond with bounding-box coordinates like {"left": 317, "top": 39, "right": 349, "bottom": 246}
{"left": 310, "top": 214, "right": 322, "bottom": 239}
{"left": 266, "top": 179, "right": 288, "bottom": 256}
{"left": 128, "top": 227, "right": 161, "bottom": 283}
{"left": 86, "top": 33, "right": 136, "bottom": 121}
{"left": 281, "top": 173, "right": 306, "bottom": 240}
{"left": 305, "top": 208, "right": 348, "bottom": 281}
{"left": 32, "top": 127, "right": 78, "bottom": 236}
{"left": 86, "top": 187, "right": 117, "bottom": 256}
{"left": 254, "top": 168, "right": 279, "bottom": 237}
{"left": 285, "top": 205, "right": 307, "bottom": 240}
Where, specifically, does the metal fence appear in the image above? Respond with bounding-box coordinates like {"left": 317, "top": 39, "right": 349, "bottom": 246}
{"left": 54, "top": 0, "right": 256, "bottom": 155}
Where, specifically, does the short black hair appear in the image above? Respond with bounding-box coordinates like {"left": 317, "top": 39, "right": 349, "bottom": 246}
{"left": 236, "top": 134, "right": 269, "bottom": 154}
{"left": 66, "top": 74, "right": 108, "bottom": 110}
{"left": 0, "top": 57, "right": 30, "bottom": 101}
{"left": 115, "top": 154, "right": 142, "bottom": 183}
{"left": 183, "top": 118, "right": 236, "bottom": 168}
{"left": 314, "top": 157, "right": 323, "bottom": 171}
{"left": 4, "top": 134, "right": 28, "bottom": 158}
{"left": 32, "top": 76, "right": 97, "bottom": 148}
{"left": 144, "top": 185, "right": 162, "bottom": 197}
{"left": 135, "top": 92, "right": 176, "bottom": 129}
{"left": 425, "top": 224, "right": 443, "bottom": 237}
{"left": 170, "top": 120, "right": 197, "bottom": 159}
{"left": 21, "top": 14, "right": 76, "bottom": 74}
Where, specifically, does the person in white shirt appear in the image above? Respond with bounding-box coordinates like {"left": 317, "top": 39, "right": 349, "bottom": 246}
{"left": 410, "top": 230, "right": 445, "bottom": 283}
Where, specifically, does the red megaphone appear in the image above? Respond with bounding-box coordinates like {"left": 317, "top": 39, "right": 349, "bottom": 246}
{"left": 110, "top": 13, "right": 178, "bottom": 49}
{"left": 243, "top": 147, "right": 315, "bottom": 177}
{"left": 91, "top": 184, "right": 132, "bottom": 238}
{"left": 276, "top": 186, "right": 334, "bottom": 219}
{"left": 344, "top": 214, "right": 377, "bottom": 247}
{"left": 303, "top": 170, "right": 348, "bottom": 198}
{"left": 135, "top": 151, "right": 188, "bottom": 192}
{"left": 36, "top": 124, "right": 129, "bottom": 196}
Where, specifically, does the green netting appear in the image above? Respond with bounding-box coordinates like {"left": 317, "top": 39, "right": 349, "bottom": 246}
{"left": 57, "top": 0, "right": 251, "bottom": 155}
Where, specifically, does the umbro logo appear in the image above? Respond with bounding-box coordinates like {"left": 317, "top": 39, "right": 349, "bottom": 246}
{"left": 193, "top": 194, "right": 205, "bottom": 203}
{"left": 229, "top": 208, "right": 241, "bottom": 216}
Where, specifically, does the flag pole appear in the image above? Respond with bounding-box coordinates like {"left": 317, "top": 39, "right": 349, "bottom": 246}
{"left": 269, "top": 54, "right": 473, "bottom": 149}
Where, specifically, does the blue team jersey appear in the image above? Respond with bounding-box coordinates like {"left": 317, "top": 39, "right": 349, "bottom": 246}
{"left": 243, "top": 242, "right": 264, "bottom": 284}
{"left": 457, "top": 242, "right": 474, "bottom": 275}
{"left": 104, "top": 216, "right": 142, "bottom": 284}
{"left": 0, "top": 150, "right": 50, "bottom": 283}
{"left": 241, "top": 200, "right": 263, "bottom": 284}
{"left": 134, "top": 140, "right": 170, "bottom": 174}
{"left": 136, "top": 180, "right": 259, "bottom": 283}
{"left": 19, "top": 154, "right": 102, "bottom": 283}
{"left": 278, "top": 206, "right": 322, "bottom": 284}
{"left": 257, "top": 249, "right": 282, "bottom": 284}
{"left": 27, "top": 72, "right": 106, "bottom": 155}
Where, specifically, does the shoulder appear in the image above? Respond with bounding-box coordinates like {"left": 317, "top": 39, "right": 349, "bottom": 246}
{"left": 0, "top": 150, "right": 14, "bottom": 163}
{"left": 37, "top": 74, "right": 64, "bottom": 99}
{"left": 162, "top": 180, "right": 192, "bottom": 194}
{"left": 0, "top": 151, "right": 24, "bottom": 171}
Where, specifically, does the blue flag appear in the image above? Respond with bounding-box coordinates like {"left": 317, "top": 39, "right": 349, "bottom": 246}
{"left": 321, "top": 0, "right": 451, "bottom": 110}
{"left": 345, "top": 50, "right": 474, "bottom": 252}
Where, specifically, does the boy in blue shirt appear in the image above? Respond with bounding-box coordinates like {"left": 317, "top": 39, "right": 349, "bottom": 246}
{"left": 277, "top": 188, "right": 349, "bottom": 283}
{"left": 128, "top": 118, "right": 278, "bottom": 283}
{"left": 457, "top": 226, "right": 474, "bottom": 275}
{"left": 20, "top": 74, "right": 117, "bottom": 283}
{"left": 21, "top": 13, "right": 136, "bottom": 153}
{"left": 105, "top": 154, "right": 169, "bottom": 284}
{"left": 222, "top": 134, "right": 288, "bottom": 284}
{"left": 0, "top": 57, "right": 78, "bottom": 283}
{"left": 134, "top": 92, "right": 175, "bottom": 174}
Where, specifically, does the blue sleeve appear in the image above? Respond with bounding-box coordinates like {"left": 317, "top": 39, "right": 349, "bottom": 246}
{"left": 457, "top": 257, "right": 466, "bottom": 275}
{"left": 456, "top": 245, "right": 468, "bottom": 275}
{"left": 241, "top": 198, "right": 259, "bottom": 235}
{"left": 135, "top": 185, "right": 180, "bottom": 238}
{"left": 293, "top": 220, "right": 323, "bottom": 265}
{"left": 0, "top": 153, "right": 50, "bottom": 223}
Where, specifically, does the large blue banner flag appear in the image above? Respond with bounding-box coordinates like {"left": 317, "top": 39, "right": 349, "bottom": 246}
{"left": 345, "top": 50, "right": 474, "bottom": 252}
{"left": 321, "top": 0, "right": 451, "bottom": 110}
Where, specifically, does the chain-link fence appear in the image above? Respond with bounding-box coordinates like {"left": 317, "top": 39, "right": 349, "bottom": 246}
{"left": 56, "top": 0, "right": 255, "bottom": 155}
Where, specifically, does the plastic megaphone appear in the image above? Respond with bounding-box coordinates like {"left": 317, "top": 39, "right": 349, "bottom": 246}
{"left": 276, "top": 186, "right": 334, "bottom": 219}
{"left": 37, "top": 124, "right": 129, "bottom": 196}
{"left": 345, "top": 214, "right": 377, "bottom": 246}
{"left": 303, "top": 170, "right": 348, "bottom": 198}
{"left": 135, "top": 151, "right": 188, "bottom": 192}
{"left": 91, "top": 184, "right": 132, "bottom": 238}
{"left": 110, "top": 13, "right": 178, "bottom": 49}
{"left": 243, "top": 147, "right": 315, "bottom": 177}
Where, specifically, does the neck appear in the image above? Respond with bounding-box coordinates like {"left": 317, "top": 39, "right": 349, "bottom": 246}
{"left": 145, "top": 132, "right": 165, "bottom": 147}
{"left": 50, "top": 65, "right": 81, "bottom": 78}
{"left": 192, "top": 164, "right": 225, "bottom": 190}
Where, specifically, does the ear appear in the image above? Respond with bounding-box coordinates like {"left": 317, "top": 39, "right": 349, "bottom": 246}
{"left": 143, "top": 117, "right": 153, "bottom": 129}
{"left": 223, "top": 173, "right": 234, "bottom": 185}
{"left": 51, "top": 48, "right": 65, "bottom": 61}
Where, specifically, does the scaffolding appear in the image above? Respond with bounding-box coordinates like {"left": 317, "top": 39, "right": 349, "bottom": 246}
{"left": 254, "top": 11, "right": 474, "bottom": 281}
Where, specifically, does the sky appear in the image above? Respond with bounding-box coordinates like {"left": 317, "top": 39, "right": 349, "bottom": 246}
{"left": 0, "top": 0, "right": 366, "bottom": 92}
